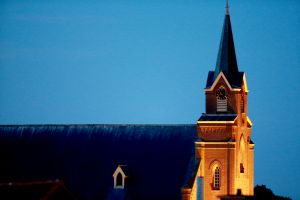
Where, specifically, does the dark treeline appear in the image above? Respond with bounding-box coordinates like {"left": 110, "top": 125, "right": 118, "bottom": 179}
{"left": 252, "top": 185, "right": 291, "bottom": 200}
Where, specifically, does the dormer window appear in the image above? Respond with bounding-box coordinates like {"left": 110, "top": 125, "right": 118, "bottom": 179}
{"left": 116, "top": 172, "right": 123, "bottom": 186}
{"left": 113, "top": 165, "right": 128, "bottom": 189}
{"left": 216, "top": 86, "right": 227, "bottom": 112}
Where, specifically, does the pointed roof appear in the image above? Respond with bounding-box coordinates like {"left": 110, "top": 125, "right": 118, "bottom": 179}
{"left": 213, "top": 5, "right": 240, "bottom": 87}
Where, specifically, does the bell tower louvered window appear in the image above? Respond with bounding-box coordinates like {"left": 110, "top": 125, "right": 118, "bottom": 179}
{"left": 216, "top": 87, "right": 227, "bottom": 112}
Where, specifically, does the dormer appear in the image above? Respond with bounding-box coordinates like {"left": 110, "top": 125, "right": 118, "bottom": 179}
{"left": 113, "top": 165, "right": 128, "bottom": 189}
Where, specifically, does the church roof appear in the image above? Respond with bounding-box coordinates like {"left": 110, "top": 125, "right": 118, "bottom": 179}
{"left": 207, "top": 12, "right": 243, "bottom": 89}
{"left": 0, "top": 124, "right": 197, "bottom": 200}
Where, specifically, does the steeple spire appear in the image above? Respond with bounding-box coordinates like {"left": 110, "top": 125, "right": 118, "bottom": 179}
{"left": 214, "top": 1, "right": 239, "bottom": 86}
{"left": 226, "top": 0, "right": 229, "bottom": 15}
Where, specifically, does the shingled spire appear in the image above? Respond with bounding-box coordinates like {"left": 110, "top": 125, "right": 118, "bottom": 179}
{"left": 226, "top": 0, "right": 229, "bottom": 15}
{"left": 214, "top": 0, "right": 239, "bottom": 86}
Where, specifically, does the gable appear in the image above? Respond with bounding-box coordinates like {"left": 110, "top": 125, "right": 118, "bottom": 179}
{"left": 210, "top": 72, "right": 232, "bottom": 92}
{"left": 206, "top": 71, "right": 244, "bottom": 90}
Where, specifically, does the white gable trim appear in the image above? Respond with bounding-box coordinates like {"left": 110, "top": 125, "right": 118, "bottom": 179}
{"left": 205, "top": 72, "right": 240, "bottom": 92}
{"left": 113, "top": 165, "right": 126, "bottom": 177}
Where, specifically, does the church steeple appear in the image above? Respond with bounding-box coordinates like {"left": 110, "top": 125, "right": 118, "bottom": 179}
{"left": 214, "top": 0, "right": 239, "bottom": 86}
{"left": 195, "top": 3, "right": 254, "bottom": 200}
{"left": 226, "top": 0, "right": 229, "bottom": 15}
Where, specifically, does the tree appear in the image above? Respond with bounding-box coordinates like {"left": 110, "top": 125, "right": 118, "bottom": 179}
{"left": 254, "top": 185, "right": 291, "bottom": 200}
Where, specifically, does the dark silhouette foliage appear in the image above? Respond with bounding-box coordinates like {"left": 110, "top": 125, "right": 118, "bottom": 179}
{"left": 253, "top": 185, "right": 291, "bottom": 200}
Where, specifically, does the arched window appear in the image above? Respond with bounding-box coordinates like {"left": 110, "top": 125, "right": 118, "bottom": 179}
{"left": 213, "top": 166, "right": 220, "bottom": 190}
{"left": 216, "top": 87, "right": 227, "bottom": 112}
{"left": 116, "top": 172, "right": 123, "bottom": 186}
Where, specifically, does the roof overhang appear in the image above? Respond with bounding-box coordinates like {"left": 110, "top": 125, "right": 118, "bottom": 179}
{"left": 197, "top": 114, "right": 237, "bottom": 124}
{"left": 197, "top": 121, "right": 235, "bottom": 124}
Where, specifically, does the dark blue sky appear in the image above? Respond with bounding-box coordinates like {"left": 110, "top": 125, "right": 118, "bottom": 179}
{"left": 0, "top": 0, "right": 299, "bottom": 199}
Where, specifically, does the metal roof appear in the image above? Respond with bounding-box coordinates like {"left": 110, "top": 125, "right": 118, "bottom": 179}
{"left": 0, "top": 124, "right": 197, "bottom": 200}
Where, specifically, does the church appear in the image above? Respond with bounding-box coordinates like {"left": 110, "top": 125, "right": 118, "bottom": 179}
{"left": 0, "top": 2, "right": 254, "bottom": 200}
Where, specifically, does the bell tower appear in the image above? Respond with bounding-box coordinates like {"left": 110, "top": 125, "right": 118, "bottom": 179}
{"left": 196, "top": 2, "right": 254, "bottom": 200}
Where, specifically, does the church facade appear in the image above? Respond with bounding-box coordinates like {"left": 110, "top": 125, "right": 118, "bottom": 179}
{"left": 0, "top": 3, "right": 254, "bottom": 200}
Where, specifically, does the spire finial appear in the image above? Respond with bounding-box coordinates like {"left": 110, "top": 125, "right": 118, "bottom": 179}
{"left": 226, "top": 0, "right": 229, "bottom": 15}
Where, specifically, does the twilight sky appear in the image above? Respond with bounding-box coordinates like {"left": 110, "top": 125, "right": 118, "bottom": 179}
{"left": 0, "top": 0, "right": 299, "bottom": 199}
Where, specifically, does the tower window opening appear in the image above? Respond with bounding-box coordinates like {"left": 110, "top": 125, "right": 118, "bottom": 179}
{"left": 213, "top": 166, "right": 220, "bottom": 190}
{"left": 241, "top": 93, "right": 244, "bottom": 113}
{"left": 240, "top": 163, "right": 244, "bottom": 173}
